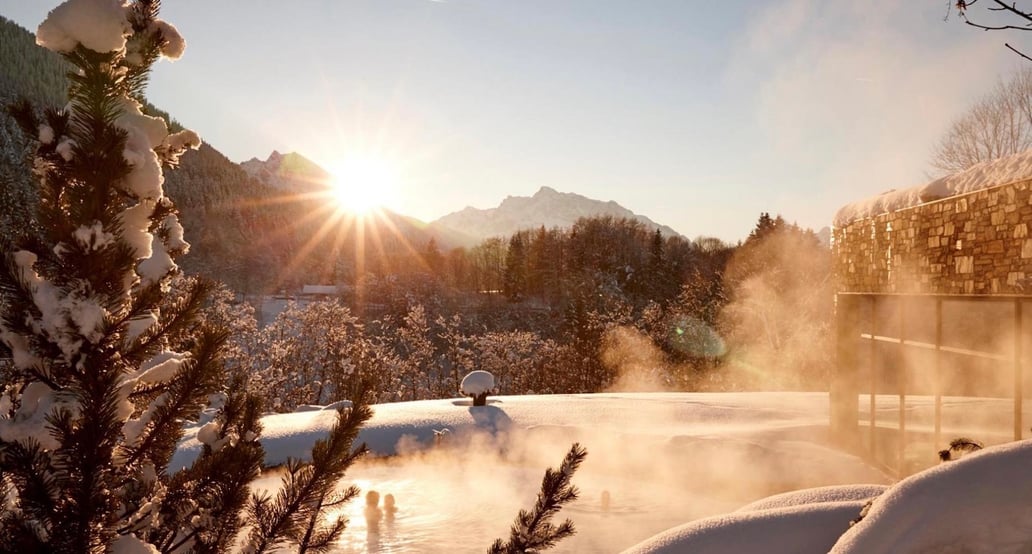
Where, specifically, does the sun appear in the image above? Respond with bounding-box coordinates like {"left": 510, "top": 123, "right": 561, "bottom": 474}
{"left": 326, "top": 156, "right": 398, "bottom": 214}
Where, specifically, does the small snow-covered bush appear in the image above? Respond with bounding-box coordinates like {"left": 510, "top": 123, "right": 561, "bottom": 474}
{"left": 461, "top": 370, "right": 496, "bottom": 406}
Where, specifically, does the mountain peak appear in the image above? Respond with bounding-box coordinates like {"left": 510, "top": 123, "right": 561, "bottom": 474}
{"left": 241, "top": 150, "right": 330, "bottom": 192}
{"left": 433, "top": 188, "right": 682, "bottom": 240}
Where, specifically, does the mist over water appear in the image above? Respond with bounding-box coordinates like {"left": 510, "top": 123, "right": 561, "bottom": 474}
{"left": 246, "top": 394, "right": 889, "bottom": 553}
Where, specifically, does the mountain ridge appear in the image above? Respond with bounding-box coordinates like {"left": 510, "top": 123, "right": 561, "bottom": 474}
{"left": 240, "top": 150, "right": 331, "bottom": 192}
{"left": 434, "top": 185, "right": 683, "bottom": 241}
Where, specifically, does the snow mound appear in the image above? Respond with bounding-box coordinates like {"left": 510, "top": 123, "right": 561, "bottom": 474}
{"left": 37, "top": 0, "right": 129, "bottom": 53}
{"left": 830, "top": 439, "right": 1032, "bottom": 554}
{"left": 735, "top": 484, "right": 887, "bottom": 513}
{"left": 834, "top": 148, "right": 1032, "bottom": 226}
{"left": 111, "top": 533, "right": 159, "bottom": 554}
{"left": 460, "top": 370, "right": 495, "bottom": 396}
{"left": 622, "top": 500, "right": 867, "bottom": 554}
{"left": 292, "top": 400, "right": 353, "bottom": 413}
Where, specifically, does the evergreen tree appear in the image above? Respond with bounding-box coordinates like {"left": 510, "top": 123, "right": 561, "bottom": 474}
{"left": 423, "top": 237, "right": 444, "bottom": 276}
{"left": 746, "top": 212, "right": 785, "bottom": 242}
{"left": 504, "top": 232, "right": 528, "bottom": 302}
{"left": 0, "top": 3, "right": 369, "bottom": 551}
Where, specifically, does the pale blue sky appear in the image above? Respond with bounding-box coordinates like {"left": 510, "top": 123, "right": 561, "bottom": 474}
{"left": 1, "top": 1, "right": 1027, "bottom": 241}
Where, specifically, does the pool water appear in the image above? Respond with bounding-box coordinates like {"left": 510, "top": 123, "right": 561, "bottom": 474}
{"left": 327, "top": 455, "right": 744, "bottom": 553}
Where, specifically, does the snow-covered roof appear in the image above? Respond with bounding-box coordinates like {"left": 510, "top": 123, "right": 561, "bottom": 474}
{"left": 834, "top": 148, "right": 1032, "bottom": 227}
{"left": 300, "top": 284, "right": 338, "bottom": 296}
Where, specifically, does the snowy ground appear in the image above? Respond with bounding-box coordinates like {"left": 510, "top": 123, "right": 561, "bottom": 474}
{"left": 173, "top": 393, "right": 1032, "bottom": 553}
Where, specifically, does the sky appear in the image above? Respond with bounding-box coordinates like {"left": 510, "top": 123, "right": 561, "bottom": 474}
{"left": 1, "top": 0, "right": 1028, "bottom": 242}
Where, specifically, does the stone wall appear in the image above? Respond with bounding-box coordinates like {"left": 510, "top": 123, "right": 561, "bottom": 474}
{"left": 833, "top": 179, "right": 1032, "bottom": 294}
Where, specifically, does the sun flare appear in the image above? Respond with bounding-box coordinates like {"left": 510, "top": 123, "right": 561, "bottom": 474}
{"left": 327, "top": 156, "right": 398, "bottom": 214}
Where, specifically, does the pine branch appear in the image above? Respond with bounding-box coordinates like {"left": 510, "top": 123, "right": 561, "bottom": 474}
{"left": 488, "top": 443, "right": 587, "bottom": 554}
{"left": 0, "top": 439, "right": 59, "bottom": 541}
{"left": 120, "top": 327, "right": 228, "bottom": 472}
{"left": 244, "top": 403, "right": 372, "bottom": 554}
{"left": 149, "top": 389, "right": 264, "bottom": 553}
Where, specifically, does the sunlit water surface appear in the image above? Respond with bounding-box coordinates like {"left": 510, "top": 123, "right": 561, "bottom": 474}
{"left": 328, "top": 458, "right": 739, "bottom": 553}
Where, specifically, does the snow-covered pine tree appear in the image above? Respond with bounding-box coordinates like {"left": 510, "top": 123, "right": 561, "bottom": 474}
{"left": 488, "top": 443, "right": 587, "bottom": 554}
{"left": 0, "top": 2, "right": 371, "bottom": 552}
{"left": 0, "top": 1, "right": 266, "bottom": 551}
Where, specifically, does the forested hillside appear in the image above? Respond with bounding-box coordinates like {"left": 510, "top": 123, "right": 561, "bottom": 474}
{"left": 0, "top": 14, "right": 833, "bottom": 394}
{"left": 0, "top": 15, "right": 291, "bottom": 290}
{"left": 0, "top": 17, "right": 447, "bottom": 292}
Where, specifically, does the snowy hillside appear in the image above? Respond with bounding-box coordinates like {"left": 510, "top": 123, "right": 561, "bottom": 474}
{"left": 433, "top": 186, "right": 683, "bottom": 240}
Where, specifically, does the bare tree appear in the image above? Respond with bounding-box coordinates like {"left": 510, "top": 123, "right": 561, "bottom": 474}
{"left": 952, "top": 0, "right": 1032, "bottom": 61}
{"left": 930, "top": 67, "right": 1032, "bottom": 174}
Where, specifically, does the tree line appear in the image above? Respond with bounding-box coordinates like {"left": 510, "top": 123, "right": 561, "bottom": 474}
{"left": 198, "top": 212, "right": 834, "bottom": 416}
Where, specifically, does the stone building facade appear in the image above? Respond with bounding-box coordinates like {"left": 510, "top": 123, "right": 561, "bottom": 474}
{"left": 833, "top": 179, "right": 1032, "bottom": 295}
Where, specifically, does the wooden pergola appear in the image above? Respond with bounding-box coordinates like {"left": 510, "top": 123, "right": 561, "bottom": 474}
{"left": 833, "top": 292, "right": 1031, "bottom": 476}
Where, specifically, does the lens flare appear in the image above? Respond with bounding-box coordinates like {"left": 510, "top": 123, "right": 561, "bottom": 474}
{"left": 328, "top": 156, "right": 398, "bottom": 214}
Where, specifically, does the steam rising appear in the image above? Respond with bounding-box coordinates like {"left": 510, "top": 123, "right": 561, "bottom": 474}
{"left": 601, "top": 224, "right": 832, "bottom": 393}
{"left": 601, "top": 326, "right": 672, "bottom": 392}
{"left": 247, "top": 394, "right": 889, "bottom": 552}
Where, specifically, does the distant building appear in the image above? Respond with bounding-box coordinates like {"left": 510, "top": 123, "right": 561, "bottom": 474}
{"left": 832, "top": 153, "right": 1032, "bottom": 476}
{"left": 300, "top": 285, "right": 340, "bottom": 298}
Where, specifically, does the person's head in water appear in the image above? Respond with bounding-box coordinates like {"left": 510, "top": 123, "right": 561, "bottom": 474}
{"left": 366, "top": 490, "right": 380, "bottom": 507}
{"left": 384, "top": 493, "right": 397, "bottom": 512}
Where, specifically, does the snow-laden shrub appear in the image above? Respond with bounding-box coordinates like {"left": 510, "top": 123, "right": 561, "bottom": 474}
{"left": 461, "top": 370, "right": 496, "bottom": 406}
{"left": 246, "top": 300, "right": 397, "bottom": 412}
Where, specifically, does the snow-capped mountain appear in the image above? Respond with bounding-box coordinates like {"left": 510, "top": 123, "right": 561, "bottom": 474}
{"left": 240, "top": 150, "right": 331, "bottom": 192}
{"left": 432, "top": 186, "right": 683, "bottom": 240}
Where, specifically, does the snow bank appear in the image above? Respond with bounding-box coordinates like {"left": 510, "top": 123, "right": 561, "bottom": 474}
{"left": 621, "top": 501, "right": 867, "bottom": 554}
{"left": 735, "top": 484, "right": 887, "bottom": 513}
{"left": 834, "top": 148, "right": 1032, "bottom": 226}
{"left": 171, "top": 393, "right": 884, "bottom": 478}
{"left": 830, "top": 439, "right": 1032, "bottom": 554}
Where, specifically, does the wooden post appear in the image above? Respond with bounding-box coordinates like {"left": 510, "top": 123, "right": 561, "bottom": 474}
{"left": 832, "top": 294, "right": 860, "bottom": 444}
{"left": 934, "top": 297, "right": 942, "bottom": 450}
{"left": 870, "top": 295, "right": 877, "bottom": 457}
{"left": 1015, "top": 299, "right": 1024, "bottom": 442}
{"left": 898, "top": 296, "right": 907, "bottom": 475}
